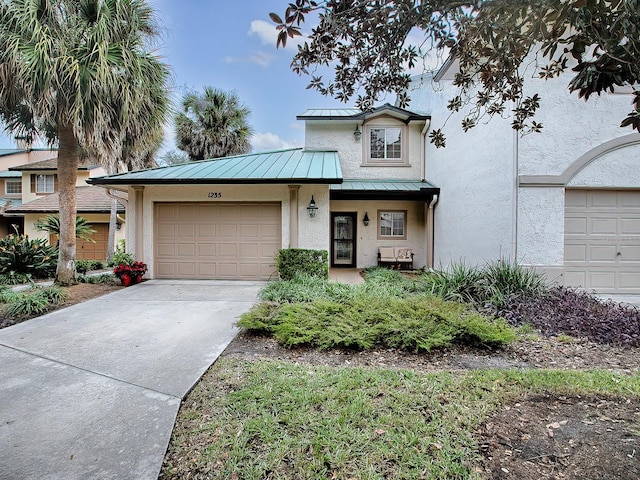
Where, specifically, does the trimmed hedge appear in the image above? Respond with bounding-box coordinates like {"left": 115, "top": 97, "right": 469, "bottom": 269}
{"left": 276, "top": 248, "right": 328, "bottom": 280}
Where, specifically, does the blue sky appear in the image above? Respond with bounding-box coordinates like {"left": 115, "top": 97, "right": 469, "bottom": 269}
{"left": 0, "top": 0, "right": 342, "bottom": 154}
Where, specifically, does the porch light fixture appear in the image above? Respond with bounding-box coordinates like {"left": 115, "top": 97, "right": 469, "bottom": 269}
{"left": 363, "top": 212, "right": 370, "bottom": 226}
{"left": 307, "top": 196, "right": 318, "bottom": 218}
{"left": 353, "top": 125, "right": 362, "bottom": 141}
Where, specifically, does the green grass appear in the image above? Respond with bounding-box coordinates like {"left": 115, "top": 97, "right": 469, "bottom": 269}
{"left": 162, "top": 359, "right": 640, "bottom": 480}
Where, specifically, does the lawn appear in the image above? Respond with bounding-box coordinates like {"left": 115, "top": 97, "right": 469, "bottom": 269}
{"left": 161, "top": 265, "right": 640, "bottom": 479}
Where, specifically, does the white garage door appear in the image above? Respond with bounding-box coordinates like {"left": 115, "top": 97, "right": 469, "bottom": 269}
{"left": 564, "top": 190, "right": 640, "bottom": 293}
{"left": 154, "top": 202, "right": 281, "bottom": 280}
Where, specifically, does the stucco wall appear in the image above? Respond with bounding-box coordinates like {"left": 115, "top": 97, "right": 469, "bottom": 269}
{"left": 519, "top": 74, "right": 636, "bottom": 176}
{"left": 21, "top": 170, "right": 95, "bottom": 204}
{"left": 23, "top": 213, "right": 125, "bottom": 247}
{"left": 330, "top": 199, "right": 427, "bottom": 268}
{"left": 516, "top": 186, "right": 565, "bottom": 267}
{"left": 132, "top": 184, "right": 331, "bottom": 278}
{"left": 567, "top": 143, "right": 640, "bottom": 188}
{"left": 408, "top": 77, "right": 516, "bottom": 267}
{"left": 304, "top": 117, "right": 424, "bottom": 180}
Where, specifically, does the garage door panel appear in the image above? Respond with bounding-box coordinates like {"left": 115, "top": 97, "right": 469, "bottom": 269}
{"left": 198, "top": 243, "right": 216, "bottom": 257}
{"left": 177, "top": 243, "right": 196, "bottom": 256}
{"left": 621, "top": 245, "right": 640, "bottom": 261}
{"left": 621, "top": 218, "right": 640, "bottom": 234}
{"left": 591, "top": 218, "right": 617, "bottom": 234}
{"left": 565, "top": 217, "right": 587, "bottom": 235}
{"left": 155, "top": 202, "right": 281, "bottom": 280}
{"left": 564, "top": 190, "right": 640, "bottom": 293}
{"left": 198, "top": 263, "right": 216, "bottom": 276}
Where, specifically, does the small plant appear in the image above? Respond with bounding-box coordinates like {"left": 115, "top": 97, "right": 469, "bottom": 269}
{"left": 77, "top": 273, "right": 117, "bottom": 284}
{"left": 276, "top": 248, "right": 328, "bottom": 280}
{"left": 113, "top": 261, "right": 147, "bottom": 286}
{"left": 0, "top": 285, "right": 16, "bottom": 303}
{"left": 0, "top": 230, "right": 58, "bottom": 281}
{"left": 3, "top": 286, "right": 65, "bottom": 317}
{"left": 75, "top": 259, "right": 106, "bottom": 274}
{"left": 109, "top": 239, "right": 133, "bottom": 267}
{"left": 34, "top": 215, "right": 96, "bottom": 245}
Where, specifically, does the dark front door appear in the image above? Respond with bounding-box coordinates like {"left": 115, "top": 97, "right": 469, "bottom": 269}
{"left": 331, "top": 213, "right": 356, "bottom": 267}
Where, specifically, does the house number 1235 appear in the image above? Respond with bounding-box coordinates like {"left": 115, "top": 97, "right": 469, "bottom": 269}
{"left": 208, "top": 192, "right": 222, "bottom": 198}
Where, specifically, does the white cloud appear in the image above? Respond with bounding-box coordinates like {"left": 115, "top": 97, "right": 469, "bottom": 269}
{"left": 249, "top": 19, "right": 305, "bottom": 51}
{"left": 251, "top": 132, "right": 302, "bottom": 152}
{"left": 224, "top": 51, "right": 275, "bottom": 67}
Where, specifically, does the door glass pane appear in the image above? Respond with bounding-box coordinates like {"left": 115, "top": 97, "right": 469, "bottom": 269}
{"left": 333, "top": 215, "right": 354, "bottom": 265}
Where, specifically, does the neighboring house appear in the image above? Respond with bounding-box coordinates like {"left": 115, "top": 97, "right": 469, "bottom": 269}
{"left": 4, "top": 157, "right": 126, "bottom": 260}
{"left": 0, "top": 148, "right": 57, "bottom": 236}
{"left": 89, "top": 66, "right": 639, "bottom": 295}
{"left": 407, "top": 62, "right": 640, "bottom": 295}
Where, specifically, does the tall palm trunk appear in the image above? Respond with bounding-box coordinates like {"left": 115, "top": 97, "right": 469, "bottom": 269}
{"left": 55, "top": 122, "right": 79, "bottom": 285}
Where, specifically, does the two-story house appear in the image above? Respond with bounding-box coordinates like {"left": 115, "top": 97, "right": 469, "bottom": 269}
{"left": 5, "top": 157, "right": 126, "bottom": 260}
{"left": 89, "top": 104, "right": 438, "bottom": 280}
{"left": 0, "top": 148, "right": 57, "bottom": 236}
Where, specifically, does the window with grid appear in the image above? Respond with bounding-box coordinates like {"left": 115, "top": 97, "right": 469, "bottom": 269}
{"left": 5, "top": 180, "right": 21, "bottom": 195}
{"left": 36, "top": 174, "right": 55, "bottom": 193}
{"left": 369, "top": 127, "right": 402, "bottom": 161}
{"left": 378, "top": 211, "right": 406, "bottom": 239}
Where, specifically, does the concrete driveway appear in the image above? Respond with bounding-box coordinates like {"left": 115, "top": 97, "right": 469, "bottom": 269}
{"left": 0, "top": 279, "right": 263, "bottom": 480}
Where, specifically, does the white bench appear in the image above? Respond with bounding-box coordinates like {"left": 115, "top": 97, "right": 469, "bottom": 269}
{"left": 377, "top": 247, "right": 414, "bottom": 270}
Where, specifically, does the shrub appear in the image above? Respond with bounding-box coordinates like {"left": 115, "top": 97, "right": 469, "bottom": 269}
{"left": 75, "top": 259, "right": 106, "bottom": 274}
{"left": 0, "top": 232, "right": 58, "bottom": 281}
{"left": 502, "top": 286, "right": 640, "bottom": 346}
{"left": 276, "top": 248, "right": 328, "bottom": 280}
{"left": 240, "top": 295, "right": 515, "bottom": 352}
{"left": 108, "top": 239, "right": 132, "bottom": 267}
{"left": 3, "top": 286, "right": 65, "bottom": 317}
{"left": 77, "top": 273, "right": 117, "bottom": 284}
{"left": 417, "top": 260, "right": 548, "bottom": 308}
{"left": 0, "top": 285, "right": 16, "bottom": 303}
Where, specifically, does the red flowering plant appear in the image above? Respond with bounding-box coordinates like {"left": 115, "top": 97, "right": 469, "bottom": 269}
{"left": 113, "top": 261, "right": 148, "bottom": 286}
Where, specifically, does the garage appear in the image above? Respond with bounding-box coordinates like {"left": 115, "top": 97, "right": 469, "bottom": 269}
{"left": 154, "top": 202, "right": 281, "bottom": 280}
{"left": 564, "top": 190, "right": 640, "bottom": 293}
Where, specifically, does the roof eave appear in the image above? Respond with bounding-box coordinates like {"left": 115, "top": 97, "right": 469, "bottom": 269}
{"left": 88, "top": 178, "right": 344, "bottom": 186}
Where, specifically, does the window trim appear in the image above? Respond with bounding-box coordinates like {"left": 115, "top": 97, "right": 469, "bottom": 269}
{"left": 4, "top": 179, "right": 22, "bottom": 195}
{"left": 363, "top": 123, "right": 409, "bottom": 166}
{"left": 35, "top": 174, "right": 55, "bottom": 194}
{"left": 377, "top": 210, "right": 407, "bottom": 240}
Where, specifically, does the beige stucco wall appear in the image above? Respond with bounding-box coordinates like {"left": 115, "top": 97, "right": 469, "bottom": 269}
{"left": 21, "top": 170, "right": 98, "bottom": 203}
{"left": 330, "top": 199, "right": 427, "bottom": 269}
{"left": 304, "top": 116, "right": 425, "bottom": 180}
{"left": 130, "top": 184, "right": 332, "bottom": 278}
{"left": 23, "top": 213, "right": 125, "bottom": 247}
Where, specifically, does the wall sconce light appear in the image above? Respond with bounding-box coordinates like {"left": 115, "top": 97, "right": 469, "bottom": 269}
{"left": 363, "top": 212, "right": 370, "bottom": 226}
{"left": 307, "top": 196, "right": 318, "bottom": 218}
{"left": 116, "top": 222, "right": 122, "bottom": 231}
{"left": 353, "top": 125, "right": 362, "bottom": 141}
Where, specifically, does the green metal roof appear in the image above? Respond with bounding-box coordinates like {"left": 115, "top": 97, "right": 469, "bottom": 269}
{"left": 331, "top": 179, "right": 439, "bottom": 200}
{"left": 298, "top": 103, "right": 430, "bottom": 122}
{"left": 89, "top": 148, "right": 343, "bottom": 186}
{"left": 0, "top": 170, "right": 22, "bottom": 178}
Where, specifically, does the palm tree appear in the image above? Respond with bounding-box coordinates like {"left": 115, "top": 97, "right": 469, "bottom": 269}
{"left": 0, "top": 0, "right": 170, "bottom": 284}
{"left": 176, "top": 87, "right": 253, "bottom": 160}
{"left": 35, "top": 215, "right": 97, "bottom": 245}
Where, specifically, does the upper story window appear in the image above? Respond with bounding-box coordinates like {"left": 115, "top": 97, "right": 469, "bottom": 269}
{"left": 364, "top": 125, "right": 408, "bottom": 166}
{"left": 31, "top": 174, "right": 56, "bottom": 194}
{"left": 5, "top": 180, "right": 22, "bottom": 195}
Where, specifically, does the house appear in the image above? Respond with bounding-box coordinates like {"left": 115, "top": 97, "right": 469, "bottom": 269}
{"left": 0, "top": 148, "right": 58, "bottom": 236}
{"left": 89, "top": 104, "right": 438, "bottom": 280}
{"left": 407, "top": 62, "right": 640, "bottom": 295}
{"left": 89, "top": 65, "right": 639, "bottom": 295}
{"left": 4, "top": 157, "right": 126, "bottom": 260}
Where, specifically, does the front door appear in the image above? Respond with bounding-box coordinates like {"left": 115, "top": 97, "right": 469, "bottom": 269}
{"left": 331, "top": 213, "right": 356, "bottom": 267}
